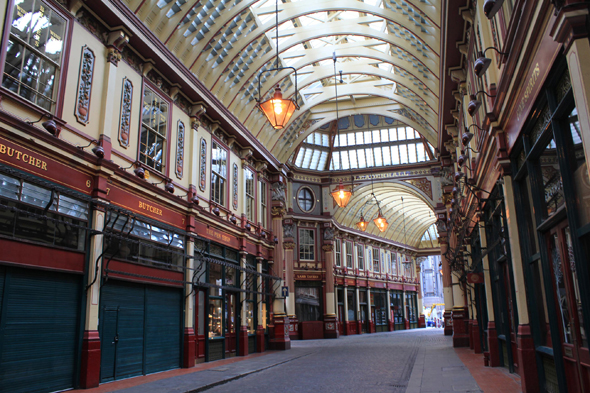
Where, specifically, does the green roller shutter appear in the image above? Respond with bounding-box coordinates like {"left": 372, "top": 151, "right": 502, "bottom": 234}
{"left": 0, "top": 267, "right": 81, "bottom": 393}
{"left": 145, "top": 286, "right": 181, "bottom": 374}
{"left": 100, "top": 280, "right": 181, "bottom": 382}
{"left": 100, "top": 280, "right": 145, "bottom": 382}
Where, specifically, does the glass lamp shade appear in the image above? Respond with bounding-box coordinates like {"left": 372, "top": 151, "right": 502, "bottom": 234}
{"left": 331, "top": 183, "right": 352, "bottom": 208}
{"left": 373, "top": 213, "right": 388, "bottom": 232}
{"left": 258, "top": 86, "right": 298, "bottom": 129}
{"left": 356, "top": 216, "right": 369, "bottom": 231}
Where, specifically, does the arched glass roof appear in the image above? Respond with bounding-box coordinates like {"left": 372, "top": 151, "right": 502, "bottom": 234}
{"left": 293, "top": 114, "right": 434, "bottom": 171}
{"left": 126, "top": 0, "right": 441, "bottom": 161}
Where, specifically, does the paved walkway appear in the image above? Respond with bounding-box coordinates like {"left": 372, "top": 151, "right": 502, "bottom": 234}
{"left": 75, "top": 328, "right": 521, "bottom": 393}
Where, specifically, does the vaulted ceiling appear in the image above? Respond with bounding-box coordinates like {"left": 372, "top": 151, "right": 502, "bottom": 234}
{"left": 123, "top": 0, "right": 441, "bottom": 248}
{"left": 125, "top": 0, "right": 441, "bottom": 162}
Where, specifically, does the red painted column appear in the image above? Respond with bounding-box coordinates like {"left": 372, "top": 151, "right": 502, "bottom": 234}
{"left": 516, "top": 324, "right": 539, "bottom": 392}
{"left": 256, "top": 325, "right": 265, "bottom": 353}
{"left": 238, "top": 326, "right": 249, "bottom": 356}
{"left": 472, "top": 320, "right": 482, "bottom": 354}
{"left": 79, "top": 330, "right": 101, "bottom": 388}
{"left": 486, "top": 321, "right": 500, "bottom": 367}
{"left": 183, "top": 327, "right": 196, "bottom": 367}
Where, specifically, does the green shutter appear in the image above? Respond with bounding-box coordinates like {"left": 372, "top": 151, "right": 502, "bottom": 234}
{"left": 0, "top": 268, "right": 80, "bottom": 393}
{"left": 100, "top": 280, "right": 145, "bottom": 382}
{"left": 145, "top": 286, "right": 181, "bottom": 374}
{"left": 100, "top": 280, "right": 181, "bottom": 381}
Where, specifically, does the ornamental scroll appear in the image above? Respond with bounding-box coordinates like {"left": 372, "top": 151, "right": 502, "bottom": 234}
{"left": 75, "top": 45, "right": 95, "bottom": 124}
{"left": 118, "top": 78, "right": 133, "bottom": 147}
{"left": 175, "top": 120, "right": 185, "bottom": 179}
{"left": 199, "top": 138, "right": 207, "bottom": 192}
{"left": 232, "top": 163, "right": 238, "bottom": 210}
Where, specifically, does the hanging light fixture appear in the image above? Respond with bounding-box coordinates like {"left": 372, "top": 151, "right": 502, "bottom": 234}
{"left": 373, "top": 207, "right": 389, "bottom": 232}
{"left": 356, "top": 214, "right": 369, "bottom": 231}
{"left": 256, "top": 0, "right": 299, "bottom": 129}
{"left": 330, "top": 52, "right": 352, "bottom": 208}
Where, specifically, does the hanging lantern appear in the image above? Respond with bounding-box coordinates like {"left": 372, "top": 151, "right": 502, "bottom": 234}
{"left": 331, "top": 182, "right": 352, "bottom": 208}
{"left": 258, "top": 85, "right": 299, "bottom": 129}
{"left": 373, "top": 212, "right": 388, "bottom": 232}
{"left": 356, "top": 215, "right": 369, "bottom": 231}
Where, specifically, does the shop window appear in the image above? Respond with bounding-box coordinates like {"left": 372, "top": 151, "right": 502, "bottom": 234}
{"left": 347, "top": 289, "right": 356, "bottom": 321}
{"left": 211, "top": 141, "right": 227, "bottom": 206}
{"left": 345, "top": 241, "right": 353, "bottom": 268}
{"left": 366, "top": 248, "right": 371, "bottom": 271}
{"left": 245, "top": 169, "right": 255, "bottom": 222}
{"left": 104, "top": 210, "right": 185, "bottom": 270}
{"left": 260, "top": 180, "right": 267, "bottom": 228}
{"left": 335, "top": 239, "right": 341, "bottom": 267}
{"left": 297, "top": 187, "right": 314, "bottom": 212}
{"left": 391, "top": 251, "right": 398, "bottom": 276}
{"left": 139, "top": 86, "right": 168, "bottom": 172}
{"left": 356, "top": 244, "right": 364, "bottom": 270}
{"left": 299, "top": 228, "right": 315, "bottom": 261}
{"left": 245, "top": 257, "right": 256, "bottom": 335}
{"left": 295, "top": 285, "right": 322, "bottom": 322}
{"left": 2, "top": 0, "right": 66, "bottom": 112}
{"left": 372, "top": 248, "right": 380, "bottom": 272}
{"left": 0, "top": 172, "right": 88, "bottom": 250}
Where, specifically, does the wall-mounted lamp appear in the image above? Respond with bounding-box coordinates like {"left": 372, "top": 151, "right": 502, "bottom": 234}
{"left": 467, "top": 90, "right": 496, "bottom": 117}
{"left": 164, "top": 179, "right": 175, "bottom": 194}
{"left": 77, "top": 140, "right": 104, "bottom": 159}
{"left": 42, "top": 120, "right": 59, "bottom": 136}
{"left": 483, "top": 0, "right": 505, "bottom": 19}
{"left": 474, "top": 47, "right": 508, "bottom": 77}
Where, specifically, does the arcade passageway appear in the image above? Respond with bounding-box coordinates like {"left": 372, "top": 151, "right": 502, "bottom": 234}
{"left": 76, "top": 329, "right": 521, "bottom": 393}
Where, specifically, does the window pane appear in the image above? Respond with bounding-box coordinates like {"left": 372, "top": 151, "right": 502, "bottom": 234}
{"left": 0, "top": 174, "right": 20, "bottom": 200}
{"left": 391, "top": 145, "right": 400, "bottom": 164}
{"left": 347, "top": 133, "right": 355, "bottom": 146}
{"left": 399, "top": 145, "right": 408, "bottom": 164}
{"left": 374, "top": 147, "right": 383, "bottom": 166}
{"left": 21, "top": 182, "right": 55, "bottom": 209}
{"left": 372, "top": 130, "right": 381, "bottom": 143}
{"left": 408, "top": 143, "right": 417, "bottom": 163}
{"left": 380, "top": 129, "right": 389, "bottom": 142}
{"left": 382, "top": 146, "right": 392, "bottom": 166}
{"left": 365, "top": 148, "right": 374, "bottom": 167}
{"left": 349, "top": 149, "right": 357, "bottom": 169}
{"left": 357, "top": 149, "right": 366, "bottom": 168}
{"left": 389, "top": 128, "right": 398, "bottom": 141}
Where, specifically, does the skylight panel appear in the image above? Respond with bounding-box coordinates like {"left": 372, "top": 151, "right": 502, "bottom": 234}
{"left": 374, "top": 147, "right": 383, "bottom": 166}
{"left": 408, "top": 143, "right": 417, "bottom": 163}
{"left": 357, "top": 149, "right": 366, "bottom": 168}
{"left": 417, "top": 144, "right": 425, "bottom": 161}
{"left": 295, "top": 148, "right": 305, "bottom": 166}
{"left": 310, "top": 150, "right": 321, "bottom": 168}
{"left": 380, "top": 129, "right": 389, "bottom": 142}
{"left": 363, "top": 130, "right": 371, "bottom": 144}
{"left": 382, "top": 146, "right": 392, "bottom": 165}
{"left": 347, "top": 133, "right": 355, "bottom": 146}
{"left": 317, "top": 151, "right": 328, "bottom": 170}
{"left": 365, "top": 148, "right": 374, "bottom": 167}
{"left": 302, "top": 148, "right": 313, "bottom": 168}
{"left": 406, "top": 127, "right": 414, "bottom": 139}
{"left": 338, "top": 134, "right": 348, "bottom": 147}
{"left": 306, "top": 134, "right": 314, "bottom": 144}
{"left": 389, "top": 128, "right": 398, "bottom": 141}
{"left": 391, "top": 146, "right": 400, "bottom": 164}
{"left": 399, "top": 145, "right": 408, "bottom": 164}
{"left": 321, "top": 134, "right": 329, "bottom": 146}
{"left": 349, "top": 149, "right": 358, "bottom": 169}
{"left": 356, "top": 131, "right": 364, "bottom": 144}
{"left": 340, "top": 151, "right": 350, "bottom": 170}
{"left": 372, "top": 130, "right": 381, "bottom": 143}
{"left": 333, "top": 152, "right": 341, "bottom": 169}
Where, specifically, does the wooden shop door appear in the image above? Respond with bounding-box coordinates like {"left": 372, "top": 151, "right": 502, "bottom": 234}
{"left": 547, "top": 222, "right": 590, "bottom": 392}
{"left": 225, "top": 292, "right": 237, "bottom": 356}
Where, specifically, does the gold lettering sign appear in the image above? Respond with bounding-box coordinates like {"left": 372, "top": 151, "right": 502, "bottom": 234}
{"left": 0, "top": 144, "right": 48, "bottom": 171}
{"left": 138, "top": 201, "right": 163, "bottom": 216}
{"left": 206, "top": 228, "right": 231, "bottom": 244}
{"left": 517, "top": 63, "right": 540, "bottom": 121}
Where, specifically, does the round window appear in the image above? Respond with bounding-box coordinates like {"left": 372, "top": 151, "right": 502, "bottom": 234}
{"left": 297, "top": 187, "right": 315, "bottom": 212}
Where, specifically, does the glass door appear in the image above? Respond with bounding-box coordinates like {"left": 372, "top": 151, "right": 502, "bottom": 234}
{"left": 547, "top": 221, "right": 589, "bottom": 392}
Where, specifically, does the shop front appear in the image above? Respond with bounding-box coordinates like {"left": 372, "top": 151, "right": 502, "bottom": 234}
{"left": 371, "top": 289, "right": 388, "bottom": 333}
{"left": 391, "top": 290, "right": 405, "bottom": 330}
{"left": 295, "top": 279, "right": 323, "bottom": 340}
{"left": 510, "top": 57, "right": 590, "bottom": 392}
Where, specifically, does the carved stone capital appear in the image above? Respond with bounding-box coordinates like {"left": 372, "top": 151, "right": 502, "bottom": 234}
{"left": 283, "top": 241, "right": 296, "bottom": 250}
{"left": 106, "top": 47, "right": 122, "bottom": 66}
{"left": 271, "top": 205, "right": 286, "bottom": 218}
{"left": 322, "top": 244, "right": 334, "bottom": 252}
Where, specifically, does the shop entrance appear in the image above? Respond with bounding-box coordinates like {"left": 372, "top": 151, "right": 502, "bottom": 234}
{"left": 547, "top": 221, "right": 590, "bottom": 392}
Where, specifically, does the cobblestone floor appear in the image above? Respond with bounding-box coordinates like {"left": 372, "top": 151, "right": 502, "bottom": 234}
{"left": 81, "top": 328, "right": 517, "bottom": 393}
